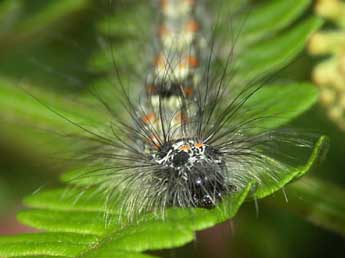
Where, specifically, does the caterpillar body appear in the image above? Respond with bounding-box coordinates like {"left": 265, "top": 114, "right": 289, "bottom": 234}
{"left": 67, "top": 0, "right": 318, "bottom": 220}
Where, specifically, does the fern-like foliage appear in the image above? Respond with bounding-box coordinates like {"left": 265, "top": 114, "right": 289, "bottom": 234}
{"left": 0, "top": 0, "right": 90, "bottom": 48}
{"left": 0, "top": 136, "right": 326, "bottom": 257}
{"left": 0, "top": 0, "right": 332, "bottom": 257}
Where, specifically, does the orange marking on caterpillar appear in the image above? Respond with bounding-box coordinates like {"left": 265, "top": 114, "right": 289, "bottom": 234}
{"left": 142, "top": 112, "right": 156, "bottom": 124}
{"left": 187, "top": 56, "right": 199, "bottom": 68}
{"left": 179, "top": 145, "right": 191, "bottom": 151}
{"left": 158, "top": 25, "right": 170, "bottom": 37}
{"left": 185, "top": 0, "right": 195, "bottom": 5}
{"left": 183, "top": 86, "right": 193, "bottom": 97}
{"left": 175, "top": 112, "right": 189, "bottom": 123}
{"left": 146, "top": 84, "right": 157, "bottom": 94}
{"left": 148, "top": 134, "right": 160, "bottom": 149}
{"left": 160, "top": 0, "right": 168, "bottom": 8}
{"left": 195, "top": 143, "right": 204, "bottom": 148}
{"left": 178, "top": 56, "right": 198, "bottom": 70}
{"left": 154, "top": 54, "right": 166, "bottom": 67}
{"left": 185, "top": 20, "right": 199, "bottom": 32}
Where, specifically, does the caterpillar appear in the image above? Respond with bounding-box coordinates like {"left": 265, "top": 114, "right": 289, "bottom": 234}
{"left": 62, "top": 0, "right": 319, "bottom": 220}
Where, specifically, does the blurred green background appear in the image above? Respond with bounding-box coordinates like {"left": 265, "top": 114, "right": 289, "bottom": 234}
{"left": 0, "top": 0, "right": 344, "bottom": 257}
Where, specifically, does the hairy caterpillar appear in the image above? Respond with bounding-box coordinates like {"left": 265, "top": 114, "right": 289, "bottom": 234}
{"left": 50, "top": 0, "right": 321, "bottom": 221}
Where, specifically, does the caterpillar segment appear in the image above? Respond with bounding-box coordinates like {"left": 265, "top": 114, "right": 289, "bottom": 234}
{"left": 137, "top": 0, "right": 228, "bottom": 208}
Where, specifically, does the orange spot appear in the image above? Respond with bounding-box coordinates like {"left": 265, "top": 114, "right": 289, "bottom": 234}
{"left": 183, "top": 86, "right": 193, "bottom": 97}
{"left": 178, "top": 56, "right": 198, "bottom": 70}
{"left": 148, "top": 134, "right": 160, "bottom": 149}
{"left": 179, "top": 145, "right": 191, "bottom": 151}
{"left": 186, "top": 56, "right": 199, "bottom": 68}
{"left": 185, "top": 20, "right": 199, "bottom": 32}
{"left": 142, "top": 112, "right": 156, "bottom": 124}
{"left": 175, "top": 112, "right": 189, "bottom": 123}
{"left": 160, "top": 0, "right": 168, "bottom": 8}
{"left": 185, "top": 0, "right": 195, "bottom": 5}
{"left": 154, "top": 54, "right": 166, "bottom": 67}
{"left": 146, "top": 84, "right": 157, "bottom": 94}
{"left": 195, "top": 143, "right": 204, "bottom": 148}
{"left": 158, "top": 25, "right": 170, "bottom": 37}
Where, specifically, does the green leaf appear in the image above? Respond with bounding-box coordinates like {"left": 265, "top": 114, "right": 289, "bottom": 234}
{"left": 211, "top": 0, "right": 310, "bottom": 43}
{"left": 267, "top": 176, "right": 345, "bottom": 236}
{"left": 240, "top": 0, "right": 312, "bottom": 44}
{"left": 88, "top": 42, "right": 140, "bottom": 72}
{"left": 0, "top": 0, "right": 22, "bottom": 33}
{"left": 0, "top": 185, "right": 251, "bottom": 257}
{"left": 88, "top": 1, "right": 151, "bottom": 74}
{"left": 0, "top": 0, "right": 91, "bottom": 53}
{"left": 212, "top": 0, "right": 317, "bottom": 84}
{"left": 0, "top": 134, "right": 327, "bottom": 257}
{"left": 23, "top": 188, "right": 109, "bottom": 213}
{"left": 96, "top": 2, "right": 150, "bottom": 38}
{"left": 242, "top": 83, "right": 319, "bottom": 132}
{"left": 18, "top": 209, "right": 119, "bottom": 236}
{"left": 0, "top": 233, "right": 98, "bottom": 257}
{"left": 255, "top": 136, "right": 329, "bottom": 199}
{"left": 0, "top": 77, "right": 111, "bottom": 157}
{"left": 16, "top": 0, "right": 90, "bottom": 38}
{"left": 0, "top": 77, "right": 106, "bottom": 129}
{"left": 234, "top": 16, "right": 323, "bottom": 83}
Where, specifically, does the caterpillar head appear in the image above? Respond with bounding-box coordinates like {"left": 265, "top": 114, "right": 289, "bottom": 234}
{"left": 153, "top": 139, "right": 229, "bottom": 208}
